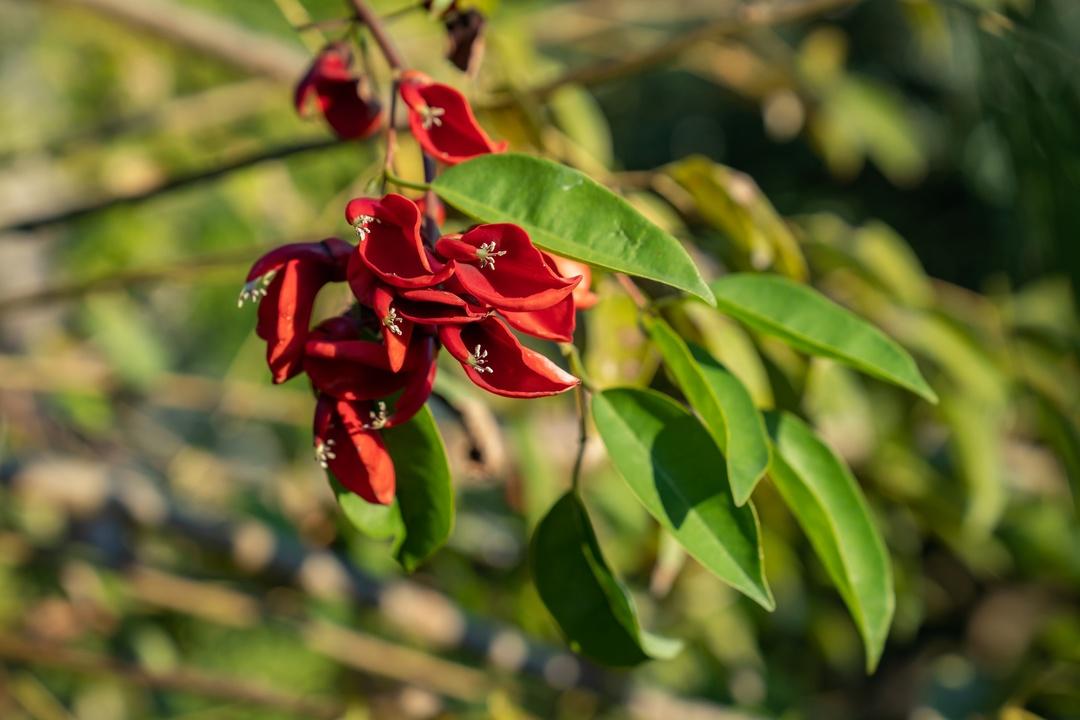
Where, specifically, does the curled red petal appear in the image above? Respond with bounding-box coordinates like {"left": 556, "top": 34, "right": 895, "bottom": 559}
{"left": 384, "top": 336, "right": 437, "bottom": 428}
{"left": 500, "top": 295, "right": 575, "bottom": 342}
{"left": 436, "top": 224, "right": 578, "bottom": 311}
{"left": 396, "top": 288, "right": 487, "bottom": 324}
{"left": 372, "top": 285, "right": 413, "bottom": 372}
{"left": 438, "top": 316, "right": 578, "bottom": 398}
{"left": 399, "top": 71, "right": 507, "bottom": 165}
{"left": 314, "top": 396, "right": 395, "bottom": 504}
{"left": 246, "top": 239, "right": 351, "bottom": 384}
{"left": 347, "top": 194, "right": 453, "bottom": 288}
{"left": 304, "top": 319, "right": 412, "bottom": 401}
{"left": 295, "top": 44, "right": 383, "bottom": 141}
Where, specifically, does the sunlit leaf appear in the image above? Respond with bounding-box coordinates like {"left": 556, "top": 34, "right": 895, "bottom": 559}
{"left": 531, "top": 492, "right": 682, "bottom": 665}
{"left": 766, "top": 411, "right": 894, "bottom": 672}
{"left": 432, "top": 153, "right": 714, "bottom": 303}
{"left": 711, "top": 273, "right": 938, "bottom": 403}
{"left": 645, "top": 315, "right": 770, "bottom": 505}
{"left": 592, "top": 388, "right": 774, "bottom": 609}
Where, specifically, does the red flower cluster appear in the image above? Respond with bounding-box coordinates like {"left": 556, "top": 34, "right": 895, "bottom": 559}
{"left": 242, "top": 195, "right": 585, "bottom": 505}
{"left": 296, "top": 45, "right": 507, "bottom": 167}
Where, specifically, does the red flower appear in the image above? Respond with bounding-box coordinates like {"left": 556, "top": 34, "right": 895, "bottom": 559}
{"left": 295, "top": 43, "right": 383, "bottom": 141}
{"left": 241, "top": 238, "right": 351, "bottom": 384}
{"left": 398, "top": 70, "right": 507, "bottom": 165}
{"left": 396, "top": 288, "right": 488, "bottom": 325}
{"left": 314, "top": 396, "right": 395, "bottom": 504}
{"left": 439, "top": 316, "right": 578, "bottom": 397}
{"left": 304, "top": 317, "right": 412, "bottom": 401}
{"left": 436, "top": 224, "right": 578, "bottom": 311}
{"left": 346, "top": 194, "right": 452, "bottom": 289}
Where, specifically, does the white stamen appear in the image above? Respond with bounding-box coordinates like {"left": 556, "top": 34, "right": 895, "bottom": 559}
{"left": 353, "top": 214, "right": 379, "bottom": 241}
{"left": 364, "top": 401, "right": 389, "bottom": 430}
{"left": 475, "top": 241, "right": 508, "bottom": 270}
{"left": 419, "top": 104, "right": 446, "bottom": 130}
{"left": 467, "top": 344, "right": 493, "bottom": 374}
{"left": 314, "top": 438, "right": 337, "bottom": 469}
{"left": 382, "top": 307, "right": 403, "bottom": 336}
{"left": 237, "top": 271, "right": 276, "bottom": 308}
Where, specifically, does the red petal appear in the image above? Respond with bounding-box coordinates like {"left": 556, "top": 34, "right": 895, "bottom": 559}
{"left": 347, "top": 194, "right": 453, "bottom": 288}
{"left": 304, "top": 320, "right": 411, "bottom": 401}
{"left": 314, "top": 396, "right": 395, "bottom": 504}
{"left": 547, "top": 253, "right": 598, "bottom": 309}
{"left": 399, "top": 71, "right": 506, "bottom": 165}
{"left": 436, "top": 224, "right": 578, "bottom": 311}
{"left": 439, "top": 317, "right": 578, "bottom": 398}
{"left": 372, "top": 285, "right": 412, "bottom": 372}
{"left": 295, "top": 45, "right": 383, "bottom": 141}
{"left": 396, "top": 288, "right": 487, "bottom": 324}
{"left": 385, "top": 336, "right": 437, "bottom": 428}
{"left": 248, "top": 239, "right": 351, "bottom": 384}
{"left": 500, "top": 294, "right": 575, "bottom": 342}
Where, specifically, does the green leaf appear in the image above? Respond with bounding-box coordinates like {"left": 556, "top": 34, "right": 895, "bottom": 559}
{"left": 644, "top": 315, "right": 770, "bottom": 505}
{"left": 710, "top": 274, "right": 937, "bottom": 403}
{"left": 591, "top": 388, "right": 773, "bottom": 609}
{"left": 531, "top": 492, "right": 682, "bottom": 666}
{"left": 431, "top": 153, "right": 714, "bottom": 303}
{"left": 766, "top": 411, "right": 894, "bottom": 672}
{"left": 382, "top": 406, "right": 455, "bottom": 572}
{"left": 330, "top": 474, "right": 404, "bottom": 541}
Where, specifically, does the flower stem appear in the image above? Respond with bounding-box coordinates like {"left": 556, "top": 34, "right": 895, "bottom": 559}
{"left": 383, "top": 172, "right": 430, "bottom": 192}
{"left": 348, "top": 0, "right": 406, "bottom": 71}
{"left": 570, "top": 383, "right": 589, "bottom": 493}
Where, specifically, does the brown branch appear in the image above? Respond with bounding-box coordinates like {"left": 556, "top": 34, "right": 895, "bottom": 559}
{"left": 0, "top": 138, "right": 339, "bottom": 236}
{"left": 0, "top": 248, "right": 252, "bottom": 313}
{"left": 0, "top": 635, "right": 344, "bottom": 719}
{"left": 348, "top": 0, "right": 406, "bottom": 71}
{"left": 44, "top": 0, "right": 310, "bottom": 83}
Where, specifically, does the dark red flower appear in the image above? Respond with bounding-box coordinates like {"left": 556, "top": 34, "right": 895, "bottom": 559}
{"left": 295, "top": 43, "right": 383, "bottom": 141}
{"left": 439, "top": 316, "right": 578, "bottom": 397}
{"left": 314, "top": 396, "right": 395, "bottom": 504}
{"left": 398, "top": 70, "right": 507, "bottom": 165}
{"left": 346, "top": 194, "right": 452, "bottom": 289}
{"left": 241, "top": 239, "right": 351, "bottom": 384}
{"left": 435, "top": 224, "right": 578, "bottom": 311}
{"left": 304, "top": 317, "right": 413, "bottom": 401}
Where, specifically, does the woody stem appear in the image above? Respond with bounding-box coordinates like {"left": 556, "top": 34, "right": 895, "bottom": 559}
{"left": 348, "top": 0, "right": 406, "bottom": 71}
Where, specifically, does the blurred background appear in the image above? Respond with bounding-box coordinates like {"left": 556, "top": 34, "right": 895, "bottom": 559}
{"left": 1, "top": 0, "right": 1078, "bottom": 718}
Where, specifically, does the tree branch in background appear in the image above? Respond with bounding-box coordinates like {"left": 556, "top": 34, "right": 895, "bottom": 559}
{"left": 0, "top": 635, "right": 345, "bottom": 719}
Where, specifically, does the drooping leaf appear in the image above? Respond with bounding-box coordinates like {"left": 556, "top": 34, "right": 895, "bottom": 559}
{"left": 766, "top": 411, "right": 894, "bottom": 672}
{"left": 710, "top": 273, "right": 937, "bottom": 403}
{"left": 591, "top": 388, "right": 773, "bottom": 609}
{"left": 681, "top": 302, "right": 774, "bottom": 407}
{"left": 382, "top": 406, "right": 455, "bottom": 572}
{"left": 644, "top": 315, "right": 770, "bottom": 505}
{"left": 431, "top": 153, "right": 714, "bottom": 303}
{"left": 531, "top": 492, "right": 682, "bottom": 666}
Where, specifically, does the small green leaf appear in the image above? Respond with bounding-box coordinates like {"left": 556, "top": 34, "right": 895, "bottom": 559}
{"left": 330, "top": 474, "right": 404, "bottom": 541}
{"left": 711, "top": 274, "right": 937, "bottom": 403}
{"left": 531, "top": 492, "right": 682, "bottom": 666}
{"left": 644, "top": 315, "right": 770, "bottom": 505}
{"left": 432, "top": 153, "right": 714, "bottom": 303}
{"left": 382, "top": 406, "right": 455, "bottom": 572}
{"left": 766, "top": 411, "right": 894, "bottom": 672}
{"left": 591, "top": 388, "right": 773, "bottom": 609}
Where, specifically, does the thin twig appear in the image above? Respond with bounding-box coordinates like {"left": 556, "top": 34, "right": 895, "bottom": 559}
{"left": 0, "top": 635, "right": 344, "bottom": 719}
{"left": 616, "top": 273, "right": 649, "bottom": 309}
{"left": 348, "top": 0, "right": 407, "bottom": 71}
{"left": 570, "top": 384, "right": 589, "bottom": 492}
{"left": 0, "top": 138, "right": 339, "bottom": 235}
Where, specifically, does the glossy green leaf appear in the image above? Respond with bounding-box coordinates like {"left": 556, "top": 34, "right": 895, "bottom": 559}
{"left": 431, "top": 153, "right": 714, "bottom": 303}
{"left": 330, "top": 475, "right": 403, "bottom": 541}
{"left": 382, "top": 406, "right": 455, "bottom": 572}
{"left": 591, "top": 388, "right": 774, "bottom": 609}
{"left": 531, "top": 492, "right": 682, "bottom": 666}
{"left": 710, "top": 274, "right": 937, "bottom": 403}
{"left": 644, "top": 315, "right": 770, "bottom": 505}
{"left": 766, "top": 411, "right": 894, "bottom": 672}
